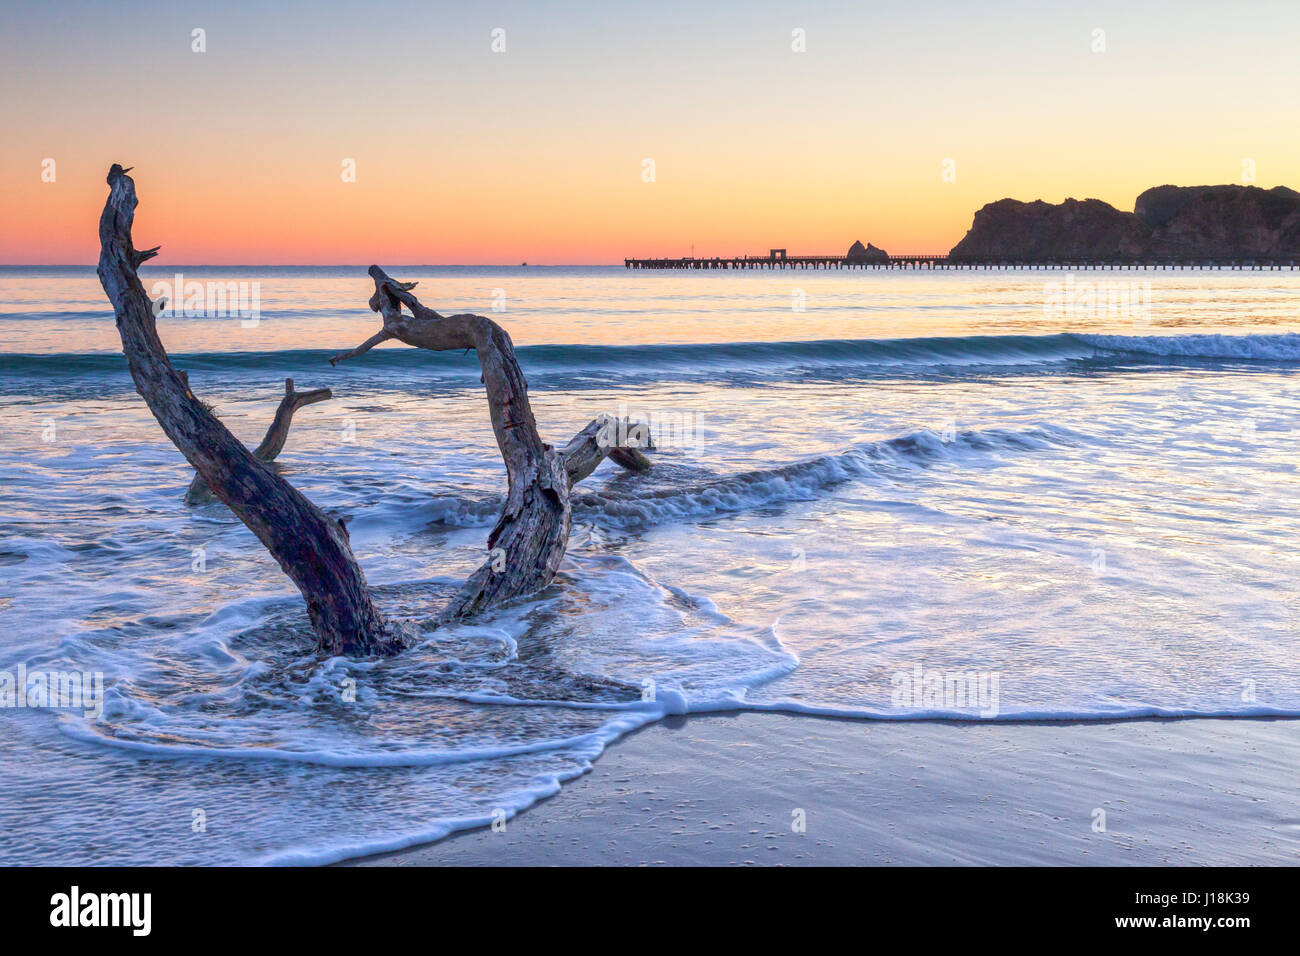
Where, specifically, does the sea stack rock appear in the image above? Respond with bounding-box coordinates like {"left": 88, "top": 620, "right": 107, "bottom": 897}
{"left": 846, "top": 240, "right": 889, "bottom": 263}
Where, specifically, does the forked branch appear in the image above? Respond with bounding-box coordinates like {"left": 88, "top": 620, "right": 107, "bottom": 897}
{"left": 332, "top": 267, "right": 655, "bottom": 619}
{"left": 185, "top": 378, "right": 334, "bottom": 504}
{"left": 97, "top": 166, "right": 397, "bottom": 656}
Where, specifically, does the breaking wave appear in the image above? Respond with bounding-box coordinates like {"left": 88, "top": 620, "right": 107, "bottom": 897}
{"left": 8, "top": 332, "right": 1300, "bottom": 395}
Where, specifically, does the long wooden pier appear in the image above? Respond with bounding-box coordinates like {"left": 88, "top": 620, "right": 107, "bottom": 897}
{"left": 624, "top": 253, "right": 1300, "bottom": 270}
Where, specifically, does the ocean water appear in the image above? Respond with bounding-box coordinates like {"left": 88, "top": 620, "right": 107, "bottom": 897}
{"left": 2, "top": 264, "right": 1299, "bottom": 864}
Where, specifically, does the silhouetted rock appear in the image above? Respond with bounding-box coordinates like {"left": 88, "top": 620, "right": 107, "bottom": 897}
{"left": 949, "top": 185, "right": 1300, "bottom": 260}
{"left": 846, "top": 239, "right": 889, "bottom": 262}
{"left": 949, "top": 198, "right": 1143, "bottom": 260}
{"left": 1134, "top": 185, "right": 1300, "bottom": 257}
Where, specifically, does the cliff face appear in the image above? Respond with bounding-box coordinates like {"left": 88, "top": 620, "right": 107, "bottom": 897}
{"left": 1134, "top": 185, "right": 1300, "bottom": 257}
{"left": 948, "top": 185, "right": 1300, "bottom": 260}
{"left": 949, "top": 198, "right": 1142, "bottom": 260}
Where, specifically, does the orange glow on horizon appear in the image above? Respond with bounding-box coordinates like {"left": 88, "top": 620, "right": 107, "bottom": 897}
{"left": 2, "top": 3, "right": 1298, "bottom": 264}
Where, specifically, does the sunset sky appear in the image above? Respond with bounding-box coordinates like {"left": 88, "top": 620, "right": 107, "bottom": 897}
{"left": 2, "top": 0, "right": 1298, "bottom": 264}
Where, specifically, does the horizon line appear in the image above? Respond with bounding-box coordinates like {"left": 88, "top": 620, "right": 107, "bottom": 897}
{"left": 0, "top": 262, "right": 633, "bottom": 269}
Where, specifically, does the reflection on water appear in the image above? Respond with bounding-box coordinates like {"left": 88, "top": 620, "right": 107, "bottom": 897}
{"left": 3, "top": 264, "right": 1298, "bottom": 354}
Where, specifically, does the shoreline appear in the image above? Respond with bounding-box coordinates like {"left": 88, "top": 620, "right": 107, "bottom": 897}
{"left": 347, "top": 712, "right": 1300, "bottom": 866}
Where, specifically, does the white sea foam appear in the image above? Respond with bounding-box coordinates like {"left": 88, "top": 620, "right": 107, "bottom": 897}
{"left": 571, "top": 425, "right": 1078, "bottom": 528}
{"left": 1079, "top": 331, "right": 1300, "bottom": 361}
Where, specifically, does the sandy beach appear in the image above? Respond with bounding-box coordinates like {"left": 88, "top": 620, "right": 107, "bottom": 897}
{"left": 351, "top": 714, "right": 1300, "bottom": 866}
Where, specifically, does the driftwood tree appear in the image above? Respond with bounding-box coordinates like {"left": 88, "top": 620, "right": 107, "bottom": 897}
{"left": 98, "top": 167, "right": 652, "bottom": 654}
{"left": 185, "top": 378, "right": 333, "bottom": 504}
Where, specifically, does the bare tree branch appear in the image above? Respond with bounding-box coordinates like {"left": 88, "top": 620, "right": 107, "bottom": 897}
{"left": 344, "top": 266, "right": 570, "bottom": 618}
{"left": 334, "top": 266, "right": 655, "bottom": 620}
{"left": 97, "top": 167, "right": 398, "bottom": 656}
{"left": 185, "top": 378, "right": 334, "bottom": 505}
{"left": 329, "top": 330, "right": 394, "bottom": 366}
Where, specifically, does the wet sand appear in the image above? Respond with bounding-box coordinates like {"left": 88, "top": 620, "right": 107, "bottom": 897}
{"left": 350, "top": 713, "right": 1300, "bottom": 866}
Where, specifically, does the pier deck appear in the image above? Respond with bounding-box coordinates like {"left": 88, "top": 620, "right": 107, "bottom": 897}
{"left": 624, "top": 254, "right": 1299, "bottom": 270}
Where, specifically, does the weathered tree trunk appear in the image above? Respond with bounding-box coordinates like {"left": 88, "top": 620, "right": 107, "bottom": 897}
{"left": 97, "top": 166, "right": 397, "bottom": 656}
{"left": 185, "top": 378, "right": 333, "bottom": 504}
{"left": 330, "top": 266, "right": 653, "bottom": 619}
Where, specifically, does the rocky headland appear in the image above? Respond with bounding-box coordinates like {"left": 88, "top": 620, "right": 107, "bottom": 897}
{"left": 948, "top": 185, "right": 1300, "bottom": 260}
